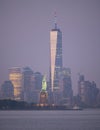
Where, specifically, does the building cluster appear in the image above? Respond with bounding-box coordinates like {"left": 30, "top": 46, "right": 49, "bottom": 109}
{"left": 0, "top": 67, "right": 100, "bottom": 107}
{"left": 0, "top": 19, "right": 100, "bottom": 108}
{"left": 0, "top": 66, "right": 73, "bottom": 107}
{"left": 76, "top": 74, "right": 100, "bottom": 107}
{"left": 0, "top": 67, "right": 44, "bottom": 104}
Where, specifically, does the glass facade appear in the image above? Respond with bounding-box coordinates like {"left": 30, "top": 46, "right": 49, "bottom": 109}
{"left": 9, "top": 67, "right": 22, "bottom": 100}
{"left": 23, "top": 67, "right": 34, "bottom": 103}
{"left": 50, "top": 28, "right": 62, "bottom": 91}
{"left": 1, "top": 81, "right": 14, "bottom": 99}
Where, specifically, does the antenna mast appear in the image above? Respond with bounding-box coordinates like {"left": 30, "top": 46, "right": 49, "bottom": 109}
{"left": 54, "top": 12, "right": 57, "bottom": 29}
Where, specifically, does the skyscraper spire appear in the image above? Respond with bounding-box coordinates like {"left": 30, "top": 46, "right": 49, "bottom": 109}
{"left": 54, "top": 12, "right": 57, "bottom": 29}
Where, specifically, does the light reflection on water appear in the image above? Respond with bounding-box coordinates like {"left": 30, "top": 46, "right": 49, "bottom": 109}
{"left": 0, "top": 110, "right": 100, "bottom": 130}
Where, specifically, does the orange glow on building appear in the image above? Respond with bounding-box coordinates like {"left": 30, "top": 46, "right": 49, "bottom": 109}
{"left": 9, "top": 67, "right": 22, "bottom": 100}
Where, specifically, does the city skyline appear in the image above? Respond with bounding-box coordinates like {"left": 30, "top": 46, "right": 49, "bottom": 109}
{"left": 0, "top": 0, "right": 100, "bottom": 94}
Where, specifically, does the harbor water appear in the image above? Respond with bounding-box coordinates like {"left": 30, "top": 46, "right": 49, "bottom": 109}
{"left": 0, "top": 109, "right": 100, "bottom": 130}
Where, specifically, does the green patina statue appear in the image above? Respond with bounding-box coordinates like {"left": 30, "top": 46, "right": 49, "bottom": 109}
{"left": 42, "top": 75, "right": 47, "bottom": 91}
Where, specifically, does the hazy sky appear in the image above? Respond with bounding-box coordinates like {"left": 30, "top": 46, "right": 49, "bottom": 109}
{"left": 0, "top": 0, "right": 100, "bottom": 94}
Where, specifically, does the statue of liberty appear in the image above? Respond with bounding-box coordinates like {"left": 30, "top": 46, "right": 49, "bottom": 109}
{"left": 39, "top": 75, "right": 48, "bottom": 105}
{"left": 41, "top": 75, "right": 47, "bottom": 91}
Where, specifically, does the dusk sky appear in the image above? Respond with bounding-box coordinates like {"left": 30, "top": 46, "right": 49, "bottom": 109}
{"left": 0, "top": 0, "right": 100, "bottom": 94}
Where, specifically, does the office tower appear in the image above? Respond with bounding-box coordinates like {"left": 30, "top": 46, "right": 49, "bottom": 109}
{"left": 50, "top": 18, "right": 62, "bottom": 92}
{"left": 60, "top": 68, "right": 73, "bottom": 106}
{"left": 23, "top": 67, "right": 34, "bottom": 103}
{"left": 34, "top": 72, "right": 43, "bottom": 91}
{"left": 1, "top": 81, "right": 14, "bottom": 99}
{"left": 32, "top": 72, "right": 43, "bottom": 104}
{"left": 78, "top": 75, "right": 99, "bottom": 107}
{"left": 9, "top": 67, "right": 22, "bottom": 100}
{"left": 96, "top": 89, "right": 100, "bottom": 106}
{"left": 88, "top": 81, "right": 99, "bottom": 106}
{"left": 78, "top": 74, "right": 88, "bottom": 103}
{"left": 39, "top": 75, "right": 48, "bottom": 106}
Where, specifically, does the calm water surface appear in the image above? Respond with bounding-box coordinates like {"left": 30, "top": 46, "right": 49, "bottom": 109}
{"left": 0, "top": 109, "right": 100, "bottom": 130}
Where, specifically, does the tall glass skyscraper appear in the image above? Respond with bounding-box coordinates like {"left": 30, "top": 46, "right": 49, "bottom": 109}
{"left": 23, "top": 67, "right": 34, "bottom": 103}
{"left": 50, "top": 21, "right": 63, "bottom": 92}
{"left": 9, "top": 67, "right": 22, "bottom": 100}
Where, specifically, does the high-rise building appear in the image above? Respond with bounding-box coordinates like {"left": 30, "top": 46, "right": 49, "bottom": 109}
{"left": 1, "top": 81, "right": 14, "bottom": 100}
{"left": 34, "top": 72, "right": 43, "bottom": 91}
{"left": 96, "top": 88, "right": 100, "bottom": 106}
{"left": 23, "top": 67, "right": 34, "bottom": 103}
{"left": 50, "top": 18, "right": 62, "bottom": 92}
{"left": 61, "top": 68, "right": 73, "bottom": 106}
{"left": 30, "top": 72, "right": 43, "bottom": 104}
{"left": 9, "top": 67, "right": 22, "bottom": 100}
{"left": 78, "top": 74, "right": 99, "bottom": 106}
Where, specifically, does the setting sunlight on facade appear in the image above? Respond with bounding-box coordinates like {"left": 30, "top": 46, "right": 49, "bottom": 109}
{"left": 9, "top": 67, "right": 22, "bottom": 100}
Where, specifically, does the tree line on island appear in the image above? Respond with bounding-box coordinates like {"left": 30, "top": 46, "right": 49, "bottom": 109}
{"left": 0, "top": 99, "right": 100, "bottom": 110}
